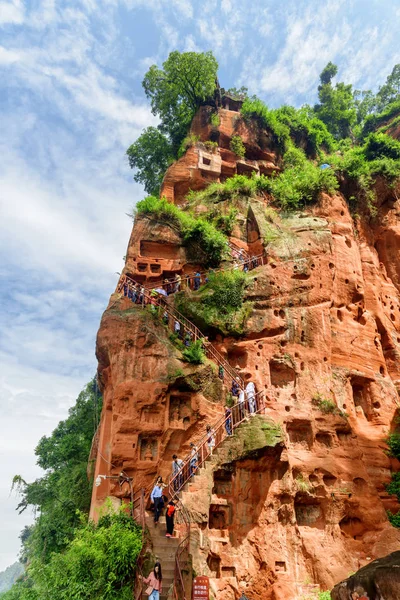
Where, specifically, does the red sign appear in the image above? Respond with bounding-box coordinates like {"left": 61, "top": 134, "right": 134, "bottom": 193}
{"left": 192, "top": 575, "right": 209, "bottom": 599}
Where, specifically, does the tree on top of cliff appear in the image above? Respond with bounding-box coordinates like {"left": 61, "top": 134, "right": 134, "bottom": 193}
{"left": 127, "top": 50, "right": 218, "bottom": 196}
{"left": 314, "top": 62, "right": 357, "bottom": 139}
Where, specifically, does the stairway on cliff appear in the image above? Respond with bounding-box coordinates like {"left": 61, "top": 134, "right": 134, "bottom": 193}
{"left": 143, "top": 513, "right": 179, "bottom": 600}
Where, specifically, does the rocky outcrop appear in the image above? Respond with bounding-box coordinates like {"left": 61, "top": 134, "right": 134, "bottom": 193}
{"left": 90, "top": 104, "right": 400, "bottom": 599}
{"left": 331, "top": 551, "right": 400, "bottom": 599}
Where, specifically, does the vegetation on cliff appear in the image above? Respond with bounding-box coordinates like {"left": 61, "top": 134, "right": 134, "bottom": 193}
{"left": 128, "top": 50, "right": 400, "bottom": 218}
{"left": 127, "top": 51, "right": 218, "bottom": 195}
{"left": 1, "top": 381, "right": 142, "bottom": 600}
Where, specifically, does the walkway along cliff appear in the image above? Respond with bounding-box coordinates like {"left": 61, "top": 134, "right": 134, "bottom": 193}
{"left": 89, "top": 98, "right": 400, "bottom": 600}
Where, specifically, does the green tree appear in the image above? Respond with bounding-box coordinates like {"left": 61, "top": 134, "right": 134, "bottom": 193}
{"left": 377, "top": 64, "right": 400, "bottom": 110}
{"left": 126, "top": 127, "right": 173, "bottom": 196}
{"left": 142, "top": 50, "right": 218, "bottom": 154}
{"left": 314, "top": 62, "right": 357, "bottom": 139}
{"left": 12, "top": 380, "right": 102, "bottom": 564}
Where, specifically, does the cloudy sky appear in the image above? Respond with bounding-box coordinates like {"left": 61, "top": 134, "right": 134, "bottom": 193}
{"left": 0, "top": 0, "right": 399, "bottom": 572}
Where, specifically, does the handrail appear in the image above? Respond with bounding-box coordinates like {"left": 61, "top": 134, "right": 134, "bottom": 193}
{"left": 168, "top": 389, "right": 268, "bottom": 497}
{"left": 117, "top": 275, "right": 244, "bottom": 390}
{"left": 140, "top": 253, "right": 264, "bottom": 293}
{"left": 132, "top": 488, "right": 146, "bottom": 600}
{"left": 172, "top": 497, "right": 190, "bottom": 600}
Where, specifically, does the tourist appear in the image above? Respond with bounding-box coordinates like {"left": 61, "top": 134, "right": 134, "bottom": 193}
{"left": 231, "top": 377, "right": 240, "bottom": 398}
{"left": 194, "top": 271, "right": 201, "bottom": 291}
{"left": 238, "top": 248, "right": 245, "bottom": 263}
{"left": 184, "top": 331, "right": 193, "bottom": 347}
{"left": 139, "top": 286, "right": 145, "bottom": 305}
{"left": 206, "top": 424, "right": 216, "bottom": 456}
{"left": 141, "top": 562, "right": 163, "bottom": 600}
{"left": 163, "top": 310, "right": 169, "bottom": 325}
{"left": 246, "top": 381, "right": 256, "bottom": 415}
{"left": 189, "top": 442, "right": 198, "bottom": 476}
{"left": 174, "top": 320, "right": 181, "bottom": 338}
{"left": 175, "top": 273, "right": 182, "bottom": 292}
{"left": 172, "top": 454, "right": 184, "bottom": 491}
{"left": 150, "top": 479, "right": 164, "bottom": 525}
{"left": 123, "top": 280, "right": 129, "bottom": 297}
{"left": 238, "top": 388, "right": 246, "bottom": 420}
{"left": 218, "top": 365, "right": 224, "bottom": 381}
{"left": 165, "top": 500, "right": 177, "bottom": 538}
{"left": 225, "top": 406, "right": 232, "bottom": 436}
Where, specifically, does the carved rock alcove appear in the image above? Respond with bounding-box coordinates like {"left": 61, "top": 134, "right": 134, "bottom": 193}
{"left": 139, "top": 436, "right": 159, "bottom": 462}
{"left": 169, "top": 393, "right": 193, "bottom": 429}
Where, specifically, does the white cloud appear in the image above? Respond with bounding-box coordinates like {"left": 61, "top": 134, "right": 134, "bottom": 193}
{"left": 0, "top": 0, "right": 24, "bottom": 25}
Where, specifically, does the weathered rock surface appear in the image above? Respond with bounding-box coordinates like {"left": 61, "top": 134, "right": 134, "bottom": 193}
{"left": 331, "top": 551, "right": 400, "bottom": 599}
{"left": 90, "top": 103, "right": 400, "bottom": 599}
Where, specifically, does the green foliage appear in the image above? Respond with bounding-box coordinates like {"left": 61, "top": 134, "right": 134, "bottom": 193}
{"left": 269, "top": 150, "right": 338, "bottom": 209}
{"left": 364, "top": 132, "right": 400, "bottom": 160}
{"left": 229, "top": 135, "right": 246, "bottom": 158}
{"left": 273, "top": 105, "right": 336, "bottom": 156}
{"left": 136, "top": 196, "right": 228, "bottom": 267}
{"left": 0, "top": 563, "right": 24, "bottom": 594}
{"left": 176, "top": 270, "right": 251, "bottom": 335}
{"left": 388, "top": 510, "right": 400, "bottom": 528}
{"left": 386, "top": 471, "right": 400, "bottom": 501}
{"left": 204, "top": 270, "right": 247, "bottom": 311}
{"left": 210, "top": 113, "right": 220, "bottom": 127}
{"left": 223, "top": 86, "right": 248, "bottom": 101}
{"left": 127, "top": 50, "right": 218, "bottom": 193}
{"left": 376, "top": 64, "right": 400, "bottom": 111}
{"left": 314, "top": 63, "right": 357, "bottom": 139}
{"left": 12, "top": 381, "right": 102, "bottom": 564}
{"left": 207, "top": 207, "right": 238, "bottom": 235}
{"left": 312, "top": 393, "right": 340, "bottom": 415}
{"left": 318, "top": 592, "right": 331, "bottom": 600}
{"left": 295, "top": 474, "right": 311, "bottom": 493}
{"left": 21, "top": 510, "right": 141, "bottom": 600}
{"left": 143, "top": 50, "right": 218, "bottom": 155}
{"left": 362, "top": 99, "right": 400, "bottom": 137}
{"left": 126, "top": 127, "right": 173, "bottom": 196}
{"left": 387, "top": 433, "right": 400, "bottom": 459}
{"left": 178, "top": 134, "right": 200, "bottom": 158}
{"left": 241, "top": 97, "right": 291, "bottom": 152}
{"left": 183, "top": 219, "right": 228, "bottom": 267}
{"left": 203, "top": 140, "right": 218, "bottom": 152}
{"left": 187, "top": 173, "right": 270, "bottom": 205}
{"left": 182, "top": 340, "right": 205, "bottom": 364}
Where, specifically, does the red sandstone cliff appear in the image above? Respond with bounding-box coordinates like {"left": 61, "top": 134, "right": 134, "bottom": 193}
{"left": 90, "top": 105, "right": 400, "bottom": 600}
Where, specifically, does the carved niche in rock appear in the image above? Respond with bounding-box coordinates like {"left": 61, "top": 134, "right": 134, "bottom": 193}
{"left": 139, "top": 436, "right": 158, "bottom": 462}
{"left": 169, "top": 393, "right": 193, "bottom": 429}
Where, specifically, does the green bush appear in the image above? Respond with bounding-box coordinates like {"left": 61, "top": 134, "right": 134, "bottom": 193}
{"left": 183, "top": 219, "right": 228, "bottom": 267}
{"left": 207, "top": 207, "right": 238, "bottom": 235}
{"left": 178, "top": 133, "right": 200, "bottom": 158}
{"left": 241, "top": 97, "right": 291, "bottom": 152}
{"left": 312, "top": 394, "right": 339, "bottom": 414}
{"left": 387, "top": 471, "right": 400, "bottom": 500}
{"left": 364, "top": 132, "right": 400, "bottom": 160}
{"left": 230, "top": 135, "right": 246, "bottom": 158}
{"left": 204, "top": 270, "right": 247, "bottom": 310}
{"left": 318, "top": 592, "right": 332, "bottom": 600}
{"left": 362, "top": 99, "right": 400, "bottom": 137}
{"left": 210, "top": 112, "right": 220, "bottom": 127}
{"left": 387, "top": 433, "right": 400, "bottom": 459}
{"left": 136, "top": 196, "right": 227, "bottom": 267}
{"left": 203, "top": 140, "right": 219, "bottom": 152}
{"left": 388, "top": 510, "right": 400, "bottom": 528}
{"left": 269, "top": 157, "right": 338, "bottom": 209}
{"left": 182, "top": 340, "right": 205, "bottom": 364}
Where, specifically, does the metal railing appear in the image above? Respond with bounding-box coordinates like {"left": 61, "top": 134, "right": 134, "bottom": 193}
{"left": 132, "top": 488, "right": 146, "bottom": 600}
{"left": 168, "top": 389, "right": 267, "bottom": 497}
{"left": 117, "top": 275, "right": 244, "bottom": 390}
{"left": 172, "top": 498, "right": 191, "bottom": 600}
{"left": 138, "top": 253, "right": 265, "bottom": 294}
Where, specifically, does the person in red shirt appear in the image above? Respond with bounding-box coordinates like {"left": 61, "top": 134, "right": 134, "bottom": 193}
{"left": 142, "top": 562, "right": 162, "bottom": 599}
{"left": 165, "top": 500, "right": 177, "bottom": 537}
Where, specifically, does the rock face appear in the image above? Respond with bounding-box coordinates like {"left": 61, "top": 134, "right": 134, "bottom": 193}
{"left": 331, "top": 551, "right": 400, "bottom": 599}
{"left": 90, "top": 103, "right": 400, "bottom": 599}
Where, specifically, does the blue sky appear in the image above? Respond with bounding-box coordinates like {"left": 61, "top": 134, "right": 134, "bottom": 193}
{"left": 0, "top": 0, "right": 399, "bottom": 571}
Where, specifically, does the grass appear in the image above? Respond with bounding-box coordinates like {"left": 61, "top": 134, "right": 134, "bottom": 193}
{"left": 311, "top": 393, "right": 347, "bottom": 418}
{"left": 135, "top": 196, "right": 228, "bottom": 267}
{"left": 181, "top": 340, "right": 206, "bottom": 364}
{"left": 296, "top": 473, "right": 311, "bottom": 493}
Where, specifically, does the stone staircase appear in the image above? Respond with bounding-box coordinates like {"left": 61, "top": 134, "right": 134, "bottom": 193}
{"left": 143, "top": 512, "right": 179, "bottom": 600}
